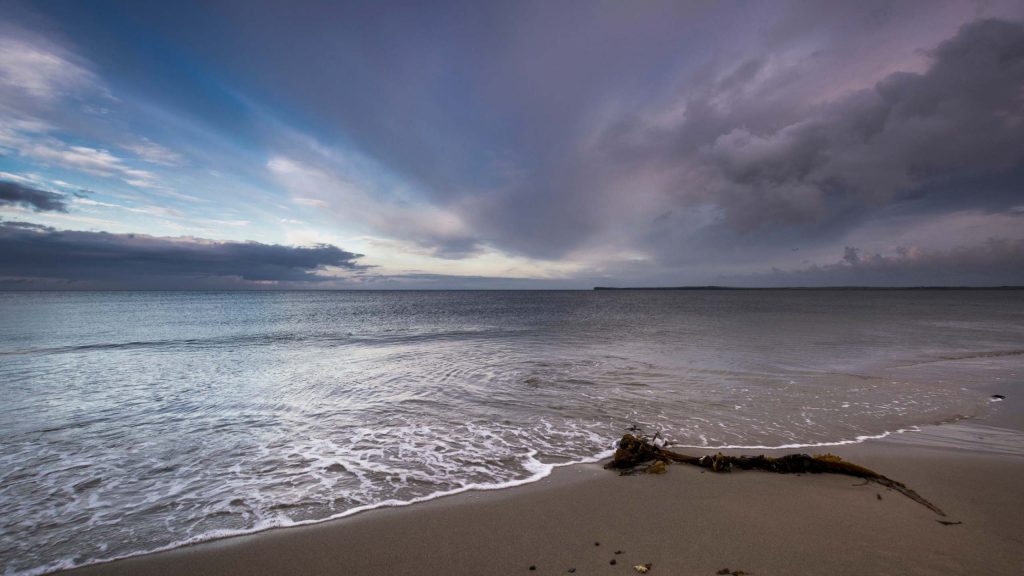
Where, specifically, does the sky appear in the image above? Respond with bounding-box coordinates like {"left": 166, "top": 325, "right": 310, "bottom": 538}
{"left": 1, "top": 0, "right": 1023, "bottom": 289}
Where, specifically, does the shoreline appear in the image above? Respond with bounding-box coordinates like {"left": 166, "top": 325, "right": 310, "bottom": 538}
{"left": 29, "top": 425, "right": 927, "bottom": 575}
{"left": 53, "top": 395, "right": 1024, "bottom": 576}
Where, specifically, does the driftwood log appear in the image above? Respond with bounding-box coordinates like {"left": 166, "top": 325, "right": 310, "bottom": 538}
{"left": 605, "top": 433, "right": 945, "bottom": 516}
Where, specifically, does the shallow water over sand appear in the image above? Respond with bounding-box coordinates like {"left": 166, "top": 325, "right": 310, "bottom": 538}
{"left": 1, "top": 290, "right": 1022, "bottom": 574}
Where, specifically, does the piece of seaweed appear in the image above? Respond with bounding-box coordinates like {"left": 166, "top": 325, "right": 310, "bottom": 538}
{"left": 605, "top": 432, "right": 945, "bottom": 516}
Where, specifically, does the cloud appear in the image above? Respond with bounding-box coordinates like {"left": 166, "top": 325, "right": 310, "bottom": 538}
{"left": 725, "top": 238, "right": 1024, "bottom": 287}
{"left": 121, "top": 138, "right": 183, "bottom": 166}
{"left": 0, "top": 180, "right": 68, "bottom": 212}
{"left": 621, "top": 18, "right": 1024, "bottom": 264}
{"left": 268, "top": 155, "right": 481, "bottom": 258}
{"left": 0, "top": 25, "right": 114, "bottom": 151}
{"left": 0, "top": 221, "right": 365, "bottom": 288}
{"left": 0, "top": 24, "right": 166, "bottom": 190}
{"left": 0, "top": 31, "right": 99, "bottom": 102}
{"left": 70, "top": 196, "right": 185, "bottom": 219}
{"left": 15, "top": 140, "right": 163, "bottom": 188}
{"left": 698, "top": 19, "right": 1024, "bottom": 231}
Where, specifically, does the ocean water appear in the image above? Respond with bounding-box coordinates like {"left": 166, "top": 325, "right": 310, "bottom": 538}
{"left": 1, "top": 289, "right": 1022, "bottom": 574}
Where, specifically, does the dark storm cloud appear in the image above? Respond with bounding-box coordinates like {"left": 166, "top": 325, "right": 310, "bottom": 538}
{"left": 632, "top": 19, "right": 1024, "bottom": 259}
{"left": 707, "top": 19, "right": 1023, "bottom": 227}
{"left": 724, "top": 238, "right": 1024, "bottom": 287}
{"left": 0, "top": 221, "right": 364, "bottom": 288}
{"left": 0, "top": 180, "right": 68, "bottom": 212}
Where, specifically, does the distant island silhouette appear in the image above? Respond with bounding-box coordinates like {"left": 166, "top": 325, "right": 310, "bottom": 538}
{"left": 593, "top": 286, "right": 1024, "bottom": 290}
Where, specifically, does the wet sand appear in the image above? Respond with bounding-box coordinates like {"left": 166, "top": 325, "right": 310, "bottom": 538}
{"left": 60, "top": 399, "right": 1024, "bottom": 576}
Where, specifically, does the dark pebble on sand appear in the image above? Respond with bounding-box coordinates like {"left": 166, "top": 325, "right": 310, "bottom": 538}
{"left": 529, "top": 565, "right": 535, "bottom": 571}
{"left": 568, "top": 569, "right": 576, "bottom": 573}
{"left": 594, "top": 541, "right": 600, "bottom": 546}
{"left": 615, "top": 550, "right": 622, "bottom": 554}
{"left": 610, "top": 559, "right": 616, "bottom": 565}
{"left": 992, "top": 394, "right": 1005, "bottom": 400}
{"left": 877, "top": 493, "right": 882, "bottom": 500}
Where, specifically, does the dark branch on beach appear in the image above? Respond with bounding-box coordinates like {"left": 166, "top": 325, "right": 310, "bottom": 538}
{"left": 605, "top": 432, "right": 946, "bottom": 516}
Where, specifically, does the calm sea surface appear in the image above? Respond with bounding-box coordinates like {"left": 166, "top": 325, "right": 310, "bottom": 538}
{"left": 1, "top": 290, "right": 1022, "bottom": 574}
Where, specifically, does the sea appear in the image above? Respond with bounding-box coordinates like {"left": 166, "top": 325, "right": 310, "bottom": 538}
{"left": 1, "top": 289, "right": 1022, "bottom": 575}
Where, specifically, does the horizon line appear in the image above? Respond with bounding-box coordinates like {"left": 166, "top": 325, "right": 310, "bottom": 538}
{"left": 1, "top": 285, "right": 1023, "bottom": 292}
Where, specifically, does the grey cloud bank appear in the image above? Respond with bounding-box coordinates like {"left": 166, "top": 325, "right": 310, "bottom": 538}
{"left": 0, "top": 221, "right": 364, "bottom": 289}
{"left": 698, "top": 19, "right": 1024, "bottom": 232}
{"left": 724, "top": 239, "right": 1024, "bottom": 287}
{"left": 0, "top": 180, "right": 68, "bottom": 212}
{"left": 601, "top": 18, "right": 1024, "bottom": 267}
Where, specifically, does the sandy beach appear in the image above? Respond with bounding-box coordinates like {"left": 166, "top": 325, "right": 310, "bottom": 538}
{"left": 57, "top": 395, "right": 1023, "bottom": 576}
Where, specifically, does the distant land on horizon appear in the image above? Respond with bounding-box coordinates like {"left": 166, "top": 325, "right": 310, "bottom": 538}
{"left": 593, "top": 286, "right": 1024, "bottom": 291}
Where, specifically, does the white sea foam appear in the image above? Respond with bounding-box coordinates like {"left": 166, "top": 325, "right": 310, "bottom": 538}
{"left": 668, "top": 427, "right": 920, "bottom": 451}
{"left": 4, "top": 446, "right": 616, "bottom": 576}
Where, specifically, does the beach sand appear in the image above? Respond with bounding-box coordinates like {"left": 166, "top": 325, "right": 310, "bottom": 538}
{"left": 59, "top": 399, "right": 1023, "bottom": 576}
